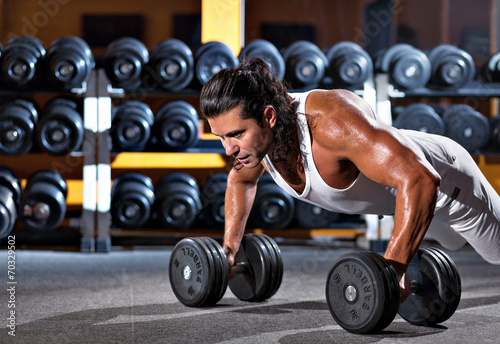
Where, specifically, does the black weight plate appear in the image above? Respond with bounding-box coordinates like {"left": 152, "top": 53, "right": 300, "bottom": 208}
{"left": 25, "top": 170, "right": 67, "bottom": 198}
{"left": 169, "top": 237, "right": 215, "bottom": 307}
{"left": 155, "top": 183, "right": 201, "bottom": 229}
{"left": 20, "top": 183, "right": 66, "bottom": 231}
{"left": 326, "top": 251, "right": 390, "bottom": 334}
{"left": 252, "top": 233, "right": 284, "bottom": 300}
{"left": 200, "top": 237, "right": 228, "bottom": 306}
{"left": 0, "top": 168, "right": 22, "bottom": 207}
{"left": 204, "top": 237, "right": 229, "bottom": 303}
{"left": 228, "top": 234, "right": 270, "bottom": 302}
{"left": 394, "top": 103, "right": 445, "bottom": 135}
{"left": 238, "top": 39, "right": 285, "bottom": 80}
{"left": 195, "top": 41, "right": 238, "bottom": 85}
{"left": 157, "top": 172, "right": 199, "bottom": 192}
{"left": 398, "top": 248, "right": 449, "bottom": 326}
{"left": 251, "top": 182, "right": 295, "bottom": 229}
{"left": 111, "top": 172, "right": 154, "bottom": 197}
{"left": 295, "top": 199, "right": 341, "bottom": 228}
{"left": 427, "top": 45, "right": 474, "bottom": 89}
{"left": 0, "top": 186, "right": 17, "bottom": 238}
{"left": 263, "top": 234, "right": 284, "bottom": 298}
{"left": 364, "top": 252, "right": 400, "bottom": 332}
{"left": 325, "top": 41, "right": 373, "bottom": 87}
{"left": 248, "top": 233, "right": 277, "bottom": 301}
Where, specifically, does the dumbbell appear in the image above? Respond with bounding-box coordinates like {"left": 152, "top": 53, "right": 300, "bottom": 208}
{"left": 0, "top": 168, "right": 22, "bottom": 238}
{"left": 153, "top": 100, "right": 199, "bottom": 151}
{"left": 200, "top": 172, "right": 227, "bottom": 229}
{"left": 154, "top": 172, "right": 201, "bottom": 229}
{"left": 393, "top": 103, "right": 445, "bottom": 136}
{"left": 489, "top": 116, "right": 500, "bottom": 150}
{"left": 46, "top": 36, "right": 95, "bottom": 90}
{"left": 169, "top": 233, "right": 283, "bottom": 307}
{"left": 375, "top": 44, "right": 431, "bottom": 90}
{"left": 324, "top": 41, "right": 373, "bottom": 89}
{"left": 104, "top": 37, "right": 149, "bottom": 89}
{"left": 326, "top": 247, "right": 461, "bottom": 333}
{"left": 295, "top": 199, "right": 340, "bottom": 229}
{"left": 1, "top": 36, "right": 46, "bottom": 88}
{"left": 111, "top": 101, "right": 154, "bottom": 152}
{"left": 482, "top": 51, "right": 500, "bottom": 83}
{"left": 111, "top": 172, "right": 155, "bottom": 229}
{"left": 148, "top": 38, "right": 194, "bottom": 91}
{"left": 0, "top": 99, "right": 38, "bottom": 156}
{"left": 35, "top": 98, "right": 84, "bottom": 156}
{"left": 442, "top": 104, "right": 490, "bottom": 153}
{"left": 249, "top": 173, "right": 295, "bottom": 230}
{"left": 20, "top": 170, "right": 67, "bottom": 231}
{"left": 427, "top": 45, "right": 475, "bottom": 89}
{"left": 238, "top": 39, "right": 285, "bottom": 80}
{"left": 194, "top": 41, "right": 239, "bottom": 86}
{"left": 282, "top": 41, "right": 328, "bottom": 89}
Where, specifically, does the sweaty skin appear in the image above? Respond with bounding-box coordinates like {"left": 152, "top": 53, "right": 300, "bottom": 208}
{"left": 207, "top": 89, "right": 441, "bottom": 300}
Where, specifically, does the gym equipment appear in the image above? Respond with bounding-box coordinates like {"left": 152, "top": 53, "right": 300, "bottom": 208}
{"left": 427, "top": 45, "right": 475, "bottom": 89}
{"left": 46, "top": 36, "right": 95, "bottom": 90}
{"left": 294, "top": 199, "right": 340, "bottom": 229}
{"left": 238, "top": 39, "right": 285, "bottom": 80}
{"left": 490, "top": 115, "right": 500, "bottom": 150}
{"left": 104, "top": 37, "right": 149, "bottom": 89}
{"left": 0, "top": 168, "right": 22, "bottom": 238}
{"left": 249, "top": 173, "right": 295, "bottom": 230}
{"left": 154, "top": 172, "right": 202, "bottom": 229}
{"left": 482, "top": 51, "right": 500, "bottom": 82}
{"left": 393, "top": 103, "right": 446, "bottom": 135}
{"left": 200, "top": 173, "right": 227, "bottom": 229}
{"left": 442, "top": 104, "right": 490, "bottom": 153}
{"left": 35, "top": 98, "right": 84, "bottom": 156}
{"left": 194, "top": 41, "right": 239, "bottom": 86}
{"left": 325, "top": 247, "right": 461, "bottom": 333}
{"left": 282, "top": 41, "right": 328, "bottom": 89}
{"left": 169, "top": 233, "right": 283, "bottom": 307}
{"left": 20, "top": 170, "right": 67, "bottom": 231}
{"left": 154, "top": 100, "right": 199, "bottom": 151}
{"left": 110, "top": 172, "right": 155, "bottom": 228}
{"left": 0, "top": 99, "right": 38, "bottom": 156}
{"left": 325, "top": 41, "right": 373, "bottom": 88}
{"left": 375, "top": 44, "right": 431, "bottom": 90}
{"left": 149, "top": 39, "right": 194, "bottom": 91}
{"left": 111, "top": 101, "right": 154, "bottom": 152}
{"left": 1, "top": 35, "right": 46, "bottom": 88}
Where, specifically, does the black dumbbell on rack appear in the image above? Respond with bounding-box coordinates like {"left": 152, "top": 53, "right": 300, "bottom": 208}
{"left": 35, "top": 98, "right": 84, "bottom": 156}
{"left": 154, "top": 172, "right": 202, "bottom": 230}
{"left": 169, "top": 233, "right": 283, "bottom": 307}
{"left": 194, "top": 41, "right": 239, "bottom": 86}
{"left": 427, "top": 45, "right": 475, "bottom": 90}
{"left": 110, "top": 100, "right": 154, "bottom": 152}
{"left": 294, "top": 199, "right": 341, "bottom": 229}
{"left": 0, "top": 99, "right": 38, "bottom": 156}
{"left": 148, "top": 38, "right": 194, "bottom": 91}
{"left": 393, "top": 103, "right": 446, "bottom": 136}
{"left": 490, "top": 115, "right": 500, "bottom": 151}
{"left": 0, "top": 168, "right": 22, "bottom": 238}
{"left": 326, "top": 247, "right": 461, "bottom": 333}
{"left": 1, "top": 36, "right": 46, "bottom": 89}
{"left": 110, "top": 172, "right": 155, "bottom": 229}
{"left": 200, "top": 172, "right": 228, "bottom": 229}
{"left": 46, "top": 36, "right": 95, "bottom": 91}
{"left": 238, "top": 39, "right": 285, "bottom": 81}
{"left": 20, "top": 170, "right": 67, "bottom": 231}
{"left": 282, "top": 41, "right": 329, "bottom": 90}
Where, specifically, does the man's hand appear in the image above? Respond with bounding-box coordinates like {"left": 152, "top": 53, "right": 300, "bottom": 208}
{"left": 223, "top": 245, "right": 238, "bottom": 279}
{"left": 387, "top": 259, "right": 411, "bottom": 303}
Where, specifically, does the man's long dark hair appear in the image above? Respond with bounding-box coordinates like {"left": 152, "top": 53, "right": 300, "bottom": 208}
{"left": 200, "top": 57, "right": 297, "bottom": 170}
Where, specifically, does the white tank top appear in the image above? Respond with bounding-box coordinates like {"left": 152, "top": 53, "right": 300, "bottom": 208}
{"left": 263, "top": 91, "right": 398, "bottom": 215}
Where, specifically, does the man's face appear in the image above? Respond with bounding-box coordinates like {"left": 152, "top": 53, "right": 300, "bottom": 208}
{"left": 207, "top": 106, "right": 276, "bottom": 169}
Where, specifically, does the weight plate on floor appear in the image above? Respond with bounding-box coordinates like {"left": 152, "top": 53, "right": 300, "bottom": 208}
{"left": 398, "top": 247, "right": 449, "bottom": 326}
{"left": 248, "top": 233, "right": 277, "bottom": 301}
{"left": 252, "top": 233, "right": 284, "bottom": 300}
{"left": 264, "top": 234, "right": 284, "bottom": 298}
{"left": 326, "top": 251, "right": 392, "bottom": 334}
{"left": 200, "top": 237, "right": 229, "bottom": 306}
{"left": 228, "top": 234, "right": 270, "bottom": 302}
{"left": 169, "top": 237, "right": 215, "bottom": 307}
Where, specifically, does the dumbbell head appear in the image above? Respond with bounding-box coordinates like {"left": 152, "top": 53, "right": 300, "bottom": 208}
{"left": 154, "top": 172, "right": 201, "bottom": 229}
{"left": 0, "top": 168, "right": 21, "bottom": 238}
{"left": 1, "top": 36, "right": 46, "bottom": 87}
{"left": 249, "top": 173, "right": 295, "bottom": 230}
{"left": 154, "top": 100, "right": 199, "bottom": 151}
{"left": 21, "top": 170, "right": 67, "bottom": 231}
{"left": 239, "top": 39, "right": 285, "bottom": 80}
{"left": 393, "top": 103, "right": 445, "bottom": 135}
{"left": 489, "top": 116, "right": 500, "bottom": 150}
{"left": 149, "top": 38, "right": 194, "bottom": 91}
{"left": 104, "top": 37, "right": 149, "bottom": 89}
{"left": 398, "top": 247, "right": 461, "bottom": 326}
{"left": 376, "top": 44, "right": 431, "bottom": 90}
{"left": 325, "top": 41, "right": 373, "bottom": 88}
{"left": 111, "top": 101, "right": 154, "bottom": 152}
{"left": 200, "top": 173, "right": 227, "bottom": 229}
{"left": 294, "top": 199, "right": 340, "bottom": 229}
{"left": 169, "top": 233, "right": 283, "bottom": 307}
{"left": 0, "top": 99, "right": 38, "bottom": 156}
{"left": 0, "top": 168, "right": 22, "bottom": 207}
{"left": 35, "top": 98, "right": 84, "bottom": 156}
{"left": 46, "top": 36, "right": 95, "bottom": 90}
{"left": 195, "top": 41, "right": 239, "bottom": 86}
{"left": 482, "top": 51, "right": 500, "bottom": 83}
{"left": 442, "top": 104, "right": 490, "bottom": 153}
{"left": 325, "top": 251, "right": 400, "bottom": 334}
{"left": 427, "top": 45, "right": 475, "bottom": 89}
{"left": 283, "top": 40, "right": 328, "bottom": 89}
{"left": 111, "top": 172, "right": 155, "bottom": 228}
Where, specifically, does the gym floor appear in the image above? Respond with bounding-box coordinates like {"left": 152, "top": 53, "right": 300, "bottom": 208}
{"left": 1, "top": 239, "right": 499, "bottom": 344}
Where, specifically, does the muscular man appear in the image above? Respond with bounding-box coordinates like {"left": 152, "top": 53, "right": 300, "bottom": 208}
{"left": 199, "top": 57, "right": 500, "bottom": 300}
